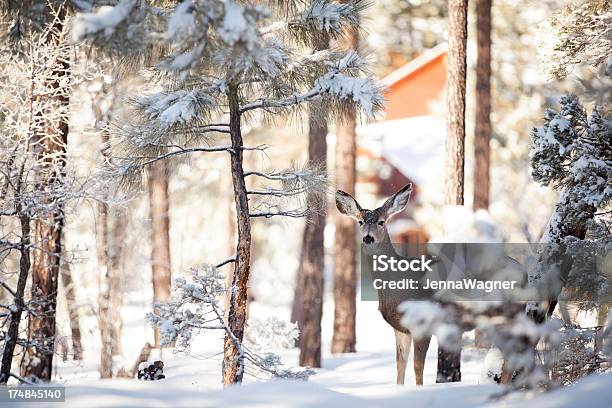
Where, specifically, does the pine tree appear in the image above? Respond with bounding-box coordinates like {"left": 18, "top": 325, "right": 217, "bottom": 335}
{"left": 146, "top": 45, "right": 173, "bottom": 349}
{"left": 444, "top": 0, "right": 468, "bottom": 206}
{"left": 75, "top": 0, "right": 383, "bottom": 385}
{"left": 526, "top": 0, "right": 612, "bottom": 325}
{"left": 92, "top": 77, "right": 127, "bottom": 378}
{"left": 439, "top": 0, "right": 468, "bottom": 384}
{"left": 531, "top": 95, "right": 611, "bottom": 244}
{"left": 332, "top": 4, "right": 358, "bottom": 355}
{"left": 295, "top": 35, "right": 329, "bottom": 368}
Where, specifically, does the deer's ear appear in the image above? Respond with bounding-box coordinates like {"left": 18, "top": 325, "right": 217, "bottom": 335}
{"left": 335, "top": 190, "right": 362, "bottom": 220}
{"left": 383, "top": 183, "right": 412, "bottom": 218}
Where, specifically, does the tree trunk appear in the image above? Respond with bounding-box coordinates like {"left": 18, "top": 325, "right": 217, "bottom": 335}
{"left": 109, "top": 208, "right": 126, "bottom": 355}
{"left": 0, "top": 215, "right": 31, "bottom": 383}
{"left": 93, "top": 79, "right": 125, "bottom": 359}
{"left": 444, "top": 0, "right": 469, "bottom": 206}
{"left": 473, "top": 0, "right": 492, "bottom": 349}
{"left": 96, "top": 200, "right": 113, "bottom": 379}
{"left": 222, "top": 84, "right": 252, "bottom": 385}
{"left": 473, "top": 0, "right": 492, "bottom": 211}
{"left": 224, "top": 184, "right": 236, "bottom": 323}
{"left": 297, "top": 98, "right": 328, "bottom": 368}
{"left": 148, "top": 160, "right": 172, "bottom": 347}
{"left": 290, "top": 236, "right": 305, "bottom": 330}
{"left": 23, "top": 157, "right": 66, "bottom": 383}
{"left": 93, "top": 82, "right": 124, "bottom": 375}
{"left": 438, "top": 0, "right": 468, "bottom": 383}
{"left": 332, "top": 20, "right": 358, "bottom": 355}
{"left": 59, "top": 250, "right": 82, "bottom": 360}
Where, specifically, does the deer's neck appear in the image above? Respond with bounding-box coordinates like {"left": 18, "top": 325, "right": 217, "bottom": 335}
{"left": 379, "top": 228, "right": 396, "bottom": 254}
{"left": 365, "top": 229, "right": 407, "bottom": 332}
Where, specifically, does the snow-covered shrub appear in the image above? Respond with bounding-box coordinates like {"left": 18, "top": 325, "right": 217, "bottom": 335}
{"left": 244, "top": 316, "right": 299, "bottom": 351}
{"left": 146, "top": 265, "right": 311, "bottom": 380}
{"left": 549, "top": 323, "right": 610, "bottom": 385}
{"left": 399, "top": 301, "right": 461, "bottom": 352}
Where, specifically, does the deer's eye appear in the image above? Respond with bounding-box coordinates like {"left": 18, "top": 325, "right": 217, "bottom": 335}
{"left": 358, "top": 220, "right": 364, "bottom": 226}
{"left": 378, "top": 220, "right": 385, "bottom": 226}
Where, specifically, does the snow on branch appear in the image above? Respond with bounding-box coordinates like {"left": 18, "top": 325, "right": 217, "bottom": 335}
{"left": 161, "top": 1, "right": 285, "bottom": 79}
{"left": 218, "top": 0, "right": 262, "bottom": 47}
{"left": 240, "top": 50, "right": 384, "bottom": 119}
{"left": 538, "top": 0, "right": 612, "bottom": 80}
{"left": 146, "top": 265, "right": 311, "bottom": 380}
{"left": 72, "top": 0, "right": 137, "bottom": 41}
{"left": 71, "top": 0, "right": 158, "bottom": 56}
{"left": 265, "top": 0, "right": 367, "bottom": 46}
{"left": 165, "top": 0, "right": 200, "bottom": 42}
{"left": 313, "top": 71, "right": 384, "bottom": 118}
{"left": 133, "top": 89, "right": 217, "bottom": 127}
{"left": 296, "top": 0, "right": 363, "bottom": 33}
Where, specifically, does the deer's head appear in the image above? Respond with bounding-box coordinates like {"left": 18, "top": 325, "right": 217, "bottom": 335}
{"left": 335, "top": 184, "right": 412, "bottom": 245}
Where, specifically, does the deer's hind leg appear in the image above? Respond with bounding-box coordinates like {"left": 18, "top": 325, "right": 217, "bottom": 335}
{"left": 394, "top": 329, "right": 412, "bottom": 385}
{"left": 413, "top": 335, "right": 432, "bottom": 386}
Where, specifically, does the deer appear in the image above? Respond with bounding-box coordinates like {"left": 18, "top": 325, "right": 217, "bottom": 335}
{"left": 335, "top": 183, "right": 432, "bottom": 386}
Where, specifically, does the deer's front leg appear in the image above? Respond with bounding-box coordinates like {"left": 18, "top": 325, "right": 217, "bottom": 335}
{"left": 394, "top": 329, "right": 412, "bottom": 385}
{"left": 413, "top": 335, "right": 432, "bottom": 385}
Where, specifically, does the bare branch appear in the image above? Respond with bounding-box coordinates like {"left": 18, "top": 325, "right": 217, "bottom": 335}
{"left": 0, "top": 281, "right": 16, "bottom": 298}
{"left": 216, "top": 256, "right": 237, "bottom": 268}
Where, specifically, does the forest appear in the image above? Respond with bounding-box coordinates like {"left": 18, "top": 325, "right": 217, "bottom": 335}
{"left": 0, "top": 0, "right": 610, "bottom": 407}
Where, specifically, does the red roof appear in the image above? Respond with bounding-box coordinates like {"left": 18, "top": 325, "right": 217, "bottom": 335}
{"left": 380, "top": 44, "right": 448, "bottom": 120}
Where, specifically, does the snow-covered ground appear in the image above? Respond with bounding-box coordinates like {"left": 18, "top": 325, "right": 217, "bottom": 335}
{"left": 33, "top": 295, "right": 611, "bottom": 407}
{"left": 36, "top": 374, "right": 612, "bottom": 408}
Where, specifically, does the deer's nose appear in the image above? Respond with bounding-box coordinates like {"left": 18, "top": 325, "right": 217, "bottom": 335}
{"left": 363, "top": 235, "right": 374, "bottom": 244}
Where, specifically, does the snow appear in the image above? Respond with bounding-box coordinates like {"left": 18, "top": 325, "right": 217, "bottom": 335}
{"left": 499, "top": 374, "right": 612, "bottom": 408}
{"left": 163, "top": 44, "right": 205, "bottom": 73}
{"left": 301, "top": 1, "right": 354, "bottom": 32}
{"left": 398, "top": 301, "right": 445, "bottom": 339}
{"left": 244, "top": 316, "right": 298, "bottom": 351}
{"left": 166, "top": 0, "right": 197, "bottom": 40}
{"left": 219, "top": 1, "right": 250, "bottom": 46}
{"left": 28, "top": 291, "right": 612, "bottom": 407}
{"left": 252, "top": 40, "right": 288, "bottom": 78}
{"left": 72, "top": 0, "right": 136, "bottom": 42}
{"left": 314, "top": 73, "right": 382, "bottom": 118}
{"left": 549, "top": 116, "right": 570, "bottom": 132}
{"left": 136, "top": 90, "right": 214, "bottom": 126}
{"left": 428, "top": 205, "right": 505, "bottom": 243}
{"left": 357, "top": 116, "right": 445, "bottom": 205}
{"left": 40, "top": 360, "right": 612, "bottom": 408}
{"left": 332, "top": 51, "right": 368, "bottom": 72}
